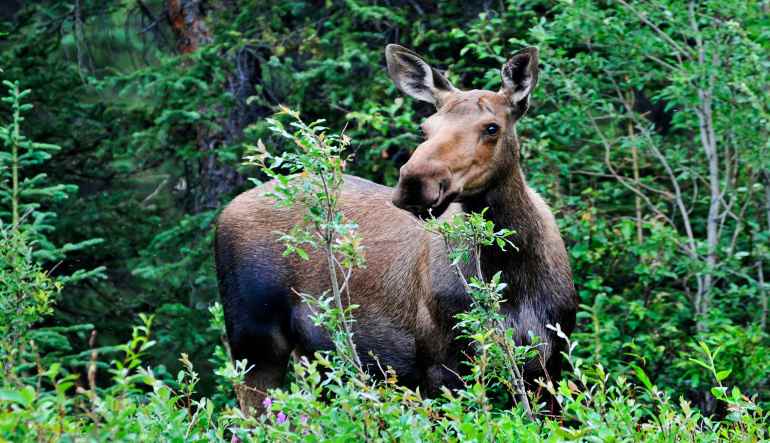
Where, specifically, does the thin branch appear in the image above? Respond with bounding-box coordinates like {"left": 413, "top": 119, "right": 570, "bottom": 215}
{"left": 759, "top": 261, "right": 768, "bottom": 331}
{"left": 644, "top": 53, "right": 686, "bottom": 74}
{"left": 615, "top": 0, "right": 694, "bottom": 62}
{"left": 573, "top": 170, "right": 673, "bottom": 199}
{"left": 726, "top": 176, "right": 756, "bottom": 257}
{"left": 586, "top": 108, "right": 675, "bottom": 228}
{"left": 640, "top": 128, "right": 699, "bottom": 260}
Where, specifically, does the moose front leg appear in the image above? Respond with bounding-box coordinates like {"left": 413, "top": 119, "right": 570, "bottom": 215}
{"left": 415, "top": 333, "right": 466, "bottom": 397}
{"left": 423, "top": 363, "right": 464, "bottom": 396}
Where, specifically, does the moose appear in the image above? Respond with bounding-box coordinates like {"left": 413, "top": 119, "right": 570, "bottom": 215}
{"left": 215, "top": 44, "right": 577, "bottom": 413}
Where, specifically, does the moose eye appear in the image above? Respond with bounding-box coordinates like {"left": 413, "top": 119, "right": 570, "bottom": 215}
{"left": 485, "top": 124, "right": 499, "bottom": 136}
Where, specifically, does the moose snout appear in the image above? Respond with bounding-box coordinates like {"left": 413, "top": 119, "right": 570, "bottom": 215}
{"left": 392, "top": 163, "right": 452, "bottom": 218}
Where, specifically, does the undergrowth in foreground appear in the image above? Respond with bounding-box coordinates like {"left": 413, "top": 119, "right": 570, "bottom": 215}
{"left": 1, "top": 112, "right": 767, "bottom": 442}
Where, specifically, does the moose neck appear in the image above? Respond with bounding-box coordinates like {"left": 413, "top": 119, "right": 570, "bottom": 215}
{"left": 461, "top": 133, "right": 546, "bottom": 283}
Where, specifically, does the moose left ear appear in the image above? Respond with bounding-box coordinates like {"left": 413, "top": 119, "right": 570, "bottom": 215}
{"left": 500, "top": 47, "right": 539, "bottom": 115}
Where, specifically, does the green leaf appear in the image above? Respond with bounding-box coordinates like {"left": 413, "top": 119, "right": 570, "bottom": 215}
{"left": 631, "top": 364, "right": 654, "bottom": 392}
{"left": 0, "top": 386, "right": 35, "bottom": 407}
{"left": 716, "top": 369, "right": 731, "bottom": 382}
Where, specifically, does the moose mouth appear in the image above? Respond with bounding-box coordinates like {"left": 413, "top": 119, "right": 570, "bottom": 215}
{"left": 400, "top": 190, "right": 458, "bottom": 220}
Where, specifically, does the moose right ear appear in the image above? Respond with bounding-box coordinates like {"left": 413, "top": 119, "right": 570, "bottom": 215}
{"left": 385, "top": 44, "right": 455, "bottom": 107}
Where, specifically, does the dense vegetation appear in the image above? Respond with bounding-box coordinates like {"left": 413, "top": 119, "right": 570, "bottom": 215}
{"left": 1, "top": 0, "right": 768, "bottom": 440}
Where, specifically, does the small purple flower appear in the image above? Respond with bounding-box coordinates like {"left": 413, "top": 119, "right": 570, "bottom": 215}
{"left": 262, "top": 397, "right": 272, "bottom": 409}
{"left": 300, "top": 415, "right": 309, "bottom": 425}
{"left": 230, "top": 434, "right": 242, "bottom": 443}
{"left": 276, "top": 411, "right": 287, "bottom": 424}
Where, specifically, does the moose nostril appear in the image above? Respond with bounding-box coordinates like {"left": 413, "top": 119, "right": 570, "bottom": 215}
{"left": 438, "top": 179, "right": 448, "bottom": 197}
{"left": 428, "top": 188, "right": 441, "bottom": 207}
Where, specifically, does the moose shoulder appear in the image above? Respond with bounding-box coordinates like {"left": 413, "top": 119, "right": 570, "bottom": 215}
{"left": 215, "top": 45, "right": 577, "bottom": 413}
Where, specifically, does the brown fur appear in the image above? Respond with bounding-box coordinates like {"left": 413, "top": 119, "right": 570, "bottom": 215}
{"left": 215, "top": 45, "right": 577, "bottom": 415}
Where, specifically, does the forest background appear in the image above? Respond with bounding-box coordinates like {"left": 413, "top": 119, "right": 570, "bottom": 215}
{"left": 1, "top": 0, "right": 769, "bottom": 440}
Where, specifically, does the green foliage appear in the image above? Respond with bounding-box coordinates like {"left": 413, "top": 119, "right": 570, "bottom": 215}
{"left": 0, "top": 227, "right": 61, "bottom": 379}
{"left": 244, "top": 109, "right": 367, "bottom": 373}
{"left": 246, "top": 108, "right": 363, "bottom": 267}
{"left": 0, "top": 82, "right": 106, "bottom": 393}
{"left": 0, "top": 81, "right": 104, "bottom": 278}
{"left": 0, "top": 0, "right": 769, "bottom": 440}
{"left": 427, "top": 208, "right": 517, "bottom": 268}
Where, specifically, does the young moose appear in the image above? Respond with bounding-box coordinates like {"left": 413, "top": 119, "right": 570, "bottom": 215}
{"left": 215, "top": 45, "right": 577, "bottom": 413}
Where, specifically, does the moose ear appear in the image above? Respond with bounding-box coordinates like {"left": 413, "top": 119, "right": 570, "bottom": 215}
{"left": 501, "top": 47, "right": 539, "bottom": 114}
{"left": 385, "top": 44, "right": 455, "bottom": 107}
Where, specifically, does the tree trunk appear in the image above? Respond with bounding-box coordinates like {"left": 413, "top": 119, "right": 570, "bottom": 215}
{"left": 167, "top": 0, "right": 244, "bottom": 212}
{"left": 690, "top": 3, "right": 720, "bottom": 333}
{"left": 696, "top": 86, "right": 719, "bottom": 333}
{"left": 760, "top": 170, "right": 770, "bottom": 331}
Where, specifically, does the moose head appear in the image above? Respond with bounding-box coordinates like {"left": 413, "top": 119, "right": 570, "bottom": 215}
{"left": 385, "top": 44, "right": 539, "bottom": 218}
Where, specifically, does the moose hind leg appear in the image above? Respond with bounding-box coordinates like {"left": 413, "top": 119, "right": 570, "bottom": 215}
{"left": 230, "top": 322, "right": 292, "bottom": 415}
{"left": 220, "top": 258, "right": 294, "bottom": 415}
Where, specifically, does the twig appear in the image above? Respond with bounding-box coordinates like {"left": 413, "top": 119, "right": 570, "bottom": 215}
{"left": 585, "top": 108, "right": 675, "bottom": 228}
{"left": 615, "top": 0, "right": 694, "bottom": 62}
